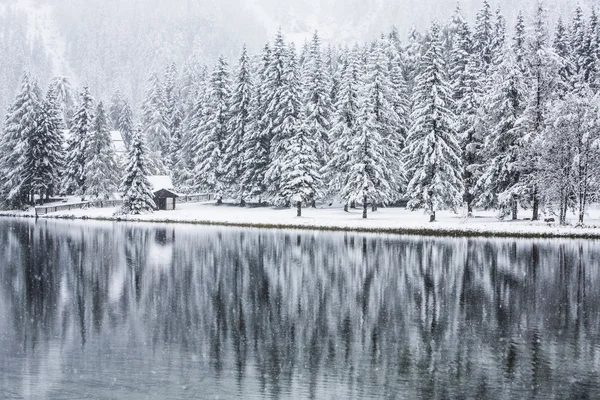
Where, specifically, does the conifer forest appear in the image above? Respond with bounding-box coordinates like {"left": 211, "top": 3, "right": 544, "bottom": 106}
{"left": 1, "top": 1, "right": 600, "bottom": 223}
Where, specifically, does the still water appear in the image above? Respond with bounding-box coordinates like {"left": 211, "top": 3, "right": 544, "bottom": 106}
{"left": 0, "top": 218, "right": 599, "bottom": 399}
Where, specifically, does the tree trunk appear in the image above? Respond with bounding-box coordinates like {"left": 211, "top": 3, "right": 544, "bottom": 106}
{"left": 216, "top": 196, "right": 223, "bottom": 205}
{"left": 240, "top": 198, "right": 246, "bottom": 207}
{"left": 350, "top": 201, "right": 356, "bottom": 209}
{"left": 512, "top": 200, "right": 518, "bottom": 220}
{"left": 297, "top": 201, "right": 302, "bottom": 217}
{"left": 430, "top": 211, "right": 436, "bottom": 222}
{"left": 362, "top": 196, "right": 368, "bottom": 219}
{"left": 372, "top": 202, "right": 378, "bottom": 212}
{"left": 532, "top": 189, "right": 539, "bottom": 221}
{"left": 344, "top": 204, "right": 348, "bottom": 212}
{"left": 311, "top": 199, "right": 316, "bottom": 208}
{"left": 467, "top": 203, "right": 473, "bottom": 217}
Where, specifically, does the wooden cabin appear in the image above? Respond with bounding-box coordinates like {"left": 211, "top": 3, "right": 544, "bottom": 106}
{"left": 148, "top": 175, "right": 178, "bottom": 211}
{"left": 153, "top": 188, "right": 178, "bottom": 211}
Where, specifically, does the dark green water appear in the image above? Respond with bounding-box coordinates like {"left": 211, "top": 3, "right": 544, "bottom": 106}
{"left": 0, "top": 218, "right": 599, "bottom": 399}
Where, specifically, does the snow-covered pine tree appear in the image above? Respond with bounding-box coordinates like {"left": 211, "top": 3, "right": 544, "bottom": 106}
{"left": 278, "top": 114, "right": 323, "bottom": 217}
{"left": 27, "top": 87, "right": 65, "bottom": 203}
{"left": 491, "top": 7, "right": 506, "bottom": 62}
{"left": 404, "top": 23, "right": 463, "bottom": 222}
{"left": 117, "top": 99, "right": 134, "bottom": 148}
{"left": 570, "top": 5, "right": 587, "bottom": 88}
{"left": 386, "top": 34, "right": 410, "bottom": 155}
{"left": 109, "top": 90, "right": 124, "bottom": 130}
{"left": 324, "top": 46, "right": 361, "bottom": 208}
{"left": 84, "top": 102, "right": 119, "bottom": 200}
{"left": 119, "top": 128, "right": 156, "bottom": 214}
{"left": 261, "top": 31, "right": 292, "bottom": 198}
{"left": 223, "top": 45, "right": 253, "bottom": 204}
{"left": 340, "top": 78, "right": 394, "bottom": 220}
{"left": 553, "top": 16, "right": 573, "bottom": 98}
{"left": 473, "top": 0, "right": 494, "bottom": 76}
{"left": 361, "top": 39, "right": 405, "bottom": 206}
{"left": 141, "top": 72, "right": 169, "bottom": 155}
{"left": 164, "top": 62, "right": 183, "bottom": 170}
{"left": 62, "top": 86, "right": 95, "bottom": 198}
{"left": 193, "top": 55, "right": 231, "bottom": 201}
{"left": 0, "top": 73, "right": 42, "bottom": 207}
{"left": 174, "top": 67, "right": 209, "bottom": 192}
{"left": 264, "top": 42, "right": 306, "bottom": 201}
{"left": 240, "top": 43, "right": 271, "bottom": 202}
{"left": 476, "top": 41, "right": 527, "bottom": 220}
{"left": 303, "top": 31, "right": 333, "bottom": 168}
{"left": 48, "top": 76, "right": 75, "bottom": 128}
{"left": 512, "top": 1, "right": 560, "bottom": 221}
{"left": 403, "top": 27, "right": 423, "bottom": 97}
{"left": 584, "top": 10, "right": 600, "bottom": 91}
{"left": 456, "top": 56, "right": 483, "bottom": 215}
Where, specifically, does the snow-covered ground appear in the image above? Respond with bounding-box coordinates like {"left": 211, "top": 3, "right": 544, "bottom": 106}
{"left": 4, "top": 201, "right": 600, "bottom": 239}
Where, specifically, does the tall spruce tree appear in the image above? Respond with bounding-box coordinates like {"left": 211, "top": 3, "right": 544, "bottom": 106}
{"left": 193, "top": 55, "right": 231, "bottom": 199}
{"left": 303, "top": 31, "right": 332, "bottom": 167}
{"left": 27, "top": 87, "right": 64, "bottom": 203}
{"left": 513, "top": 1, "right": 560, "bottom": 220}
{"left": 325, "top": 46, "right": 361, "bottom": 208}
{"left": 119, "top": 128, "right": 156, "bottom": 214}
{"left": 240, "top": 43, "right": 271, "bottom": 201}
{"left": 62, "top": 86, "right": 95, "bottom": 197}
{"left": 405, "top": 23, "right": 463, "bottom": 222}
{"left": 0, "top": 73, "right": 42, "bottom": 207}
{"left": 84, "top": 102, "right": 119, "bottom": 199}
{"left": 476, "top": 50, "right": 527, "bottom": 219}
{"left": 141, "top": 72, "right": 168, "bottom": 154}
{"left": 264, "top": 43, "right": 305, "bottom": 200}
{"left": 223, "top": 45, "right": 254, "bottom": 203}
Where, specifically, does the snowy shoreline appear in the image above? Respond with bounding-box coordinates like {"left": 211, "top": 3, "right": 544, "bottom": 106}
{"left": 3, "top": 202, "right": 600, "bottom": 239}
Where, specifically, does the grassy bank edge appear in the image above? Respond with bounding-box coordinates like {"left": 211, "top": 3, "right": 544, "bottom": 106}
{"left": 2, "top": 212, "right": 600, "bottom": 240}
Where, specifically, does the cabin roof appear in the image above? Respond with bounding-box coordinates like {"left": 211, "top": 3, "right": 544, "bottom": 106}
{"left": 153, "top": 188, "right": 179, "bottom": 198}
{"left": 148, "top": 175, "right": 174, "bottom": 191}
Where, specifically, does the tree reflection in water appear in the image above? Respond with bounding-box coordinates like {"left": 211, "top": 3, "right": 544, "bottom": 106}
{"left": 0, "top": 218, "right": 599, "bottom": 399}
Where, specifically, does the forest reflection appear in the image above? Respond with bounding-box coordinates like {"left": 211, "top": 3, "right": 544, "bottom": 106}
{"left": 0, "top": 218, "right": 599, "bottom": 399}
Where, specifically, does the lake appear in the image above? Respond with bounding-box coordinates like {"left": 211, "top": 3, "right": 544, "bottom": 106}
{"left": 0, "top": 218, "right": 599, "bottom": 399}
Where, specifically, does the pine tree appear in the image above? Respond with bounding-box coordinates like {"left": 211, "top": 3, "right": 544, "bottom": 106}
{"left": 117, "top": 99, "right": 134, "bottom": 148}
{"left": 109, "top": 90, "right": 124, "bottom": 130}
{"left": 474, "top": 0, "right": 494, "bottom": 75}
{"left": 476, "top": 50, "right": 527, "bottom": 219}
{"left": 240, "top": 43, "right": 271, "bottom": 201}
{"left": 264, "top": 43, "right": 305, "bottom": 200}
{"left": 404, "top": 23, "right": 463, "bottom": 222}
{"left": 48, "top": 76, "right": 75, "bottom": 128}
{"left": 119, "top": 128, "right": 156, "bottom": 214}
{"left": 62, "top": 86, "right": 95, "bottom": 197}
{"left": 340, "top": 86, "right": 393, "bottom": 220}
{"left": 164, "top": 62, "right": 183, "bottom": 170}
{"left": 223, "top": 45, "right": 254, "bottom": 203}
{"left": 193, "top": 55, "right": 231, "bottom": 200}
{"left": 361, "top": 39, "right": 405, "bottom": 205}
{"left": 84, "top": 102, "right": 119, "bottom": 199}
{"left": 325, "top": 46, "right": 362, "bottom": 207}
{"left": 27, "top": 87, "right": 64, "bottom": 202}
{"left": 513, "top": 2, "right": 560, "bottom": 220}
{"left": 303, "top": 31, "right": 332, "bottom": 167}
{"left": 554, "top": 16, "right": 573, "bottom": 97}
{"left": 279, "top": 114, "right": 323, "bottom": 217}
{"left": 0, "top": 73, "right": 42, "bottom": 207}
{"left": 141, "top": 72, "right": 168, "bottom": 154}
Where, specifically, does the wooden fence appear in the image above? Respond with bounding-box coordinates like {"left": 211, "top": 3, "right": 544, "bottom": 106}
{"left": 35, "top": 199, "right": 124, "bottom": 217}
{"left": 178, "top": 193, "right": 214, "bottom": 203}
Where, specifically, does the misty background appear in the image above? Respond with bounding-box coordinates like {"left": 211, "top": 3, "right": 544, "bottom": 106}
{"left": 0, "top": 0, "right": 595, "bottom": 116}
